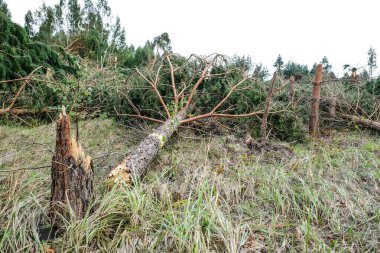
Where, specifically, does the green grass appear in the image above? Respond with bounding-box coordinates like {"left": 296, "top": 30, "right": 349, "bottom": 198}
{"left": 0, "top": 119, "right": 379, "bottom": 252}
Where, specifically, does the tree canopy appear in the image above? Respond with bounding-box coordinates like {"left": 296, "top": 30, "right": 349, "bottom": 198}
{"left": 0, "top": 11, "right": 78, "bottom": 80}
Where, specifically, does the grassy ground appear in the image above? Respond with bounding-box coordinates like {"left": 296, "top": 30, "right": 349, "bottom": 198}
{"left": 0, "top": 119, "right": 379, "bottom": 252}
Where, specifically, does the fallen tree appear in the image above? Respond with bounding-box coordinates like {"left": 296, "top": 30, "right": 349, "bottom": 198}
{"left": 340, "top": 113, "right": 380, "bottom": 130}
{"left": 320, "top": 96, "right": 380, "bottom": 131}
{"left": 108, "top": 54, "right": 279, "bottom": 185}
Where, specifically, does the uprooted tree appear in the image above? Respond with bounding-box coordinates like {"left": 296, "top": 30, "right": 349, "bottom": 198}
{"left": 107, "top": 54, "right": 282, "bottom": 185}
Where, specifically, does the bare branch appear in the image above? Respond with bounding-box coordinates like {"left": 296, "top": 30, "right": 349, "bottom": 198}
{"left": 167, "top": 56, "right": 178, "bottom": 113}
{"left": 0, "top": 66, "right": 45, "bottom": 115}
{"left": 136, "top": 67, "right": 171, "bottom": 118}
{"left": 184, "top": 63, "right": 210, "bottom": 109}
{"left": 114, "top": 108, "right": 165, "bottom": 124}
{"left": 210, "top": 78, "right": 248, "bottom": 114}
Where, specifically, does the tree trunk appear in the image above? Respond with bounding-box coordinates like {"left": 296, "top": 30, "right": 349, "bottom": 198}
{"left": 0, "top": 108, "right": 51, "bottom": 115}
{"left": 260, "top": 72, "right": 277, "bottom": 139}
{"left": 328, "top": 97, "right": 336, "bottom": 117}
{"left": 49, "top": 106, "right": 94, "bottom": 228}
{"left": 309, "top": 64, "right": 323, "bottom": 136}
{"left": 108, "top": 109, "right": 187, "bottom": 185}
{"left": 289, "top": 75, "right": 295, "bottom": 105}
{"left": 340, "top": 113, "right": 380, "bottom": 130}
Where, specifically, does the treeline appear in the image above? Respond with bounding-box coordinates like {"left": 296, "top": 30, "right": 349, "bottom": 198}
{"left": 1, "top": 0, "right": 379, "bottom": 142}
{"left": 21, "top": 0, "right": 175, "bottom": 70}
{"left": 2, "top": 0, "right": 378, "bottom": 81}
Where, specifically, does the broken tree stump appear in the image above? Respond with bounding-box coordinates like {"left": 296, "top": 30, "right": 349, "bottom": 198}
{"left": 309, "top": 64, "right": 323, "bottom": 136}
{"left": 49, "top": 106, "right": 94, "bottom": 227}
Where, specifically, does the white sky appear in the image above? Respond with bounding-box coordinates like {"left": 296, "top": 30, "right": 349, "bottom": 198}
{"left": 7, "top": 0, "right": 380, "bottom": 76}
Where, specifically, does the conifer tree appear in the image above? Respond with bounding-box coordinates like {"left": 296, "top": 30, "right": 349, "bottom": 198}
{"left": 0, "top": 0, "right": 10, "bottom": 18}
{"left": 273, "top": 54, "right": 284, "bottom": 75}
{"left": 68, "top": 0, "right": 82, "bottom": 35}
{"left": 24, "top": 10, "right": 35, "bottom": 37}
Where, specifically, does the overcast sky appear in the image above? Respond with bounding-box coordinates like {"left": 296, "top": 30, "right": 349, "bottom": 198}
{"left": 7, "top": 0, "right": 380, "bottom": 76}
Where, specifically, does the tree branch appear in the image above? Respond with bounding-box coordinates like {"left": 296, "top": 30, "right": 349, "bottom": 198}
{"left": 136, "top": 67, "right": 171, "bottom": 118}
{"left": 167, "top": 56, "right": 178, "bottom": 113}
{"left": 114, "top": 108, "right": 165, "bottom": 124}
{"left": 210, "top": 78, "right": 248, "bottom": 114}
{"left": 0, "top": 66, "right": 44, "bottom": 115}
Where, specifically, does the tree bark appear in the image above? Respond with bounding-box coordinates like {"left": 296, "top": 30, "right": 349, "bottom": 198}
{"left": 309, "top": 64, "right": 323, "bottom": 136}
{"left": 260, "top": 72, "right": 277, "bottom": 139}
{"left": 108, "top": 108, "right": 187, "bottom": 185}
{"left": 49, "top": 106, "right": 94, "bottom": 228}
{"left": 0, "top": 108, "right": 51, "bottom": 115}
{"left": 328, "top": 97, "right": 336, "bottom": 117}
{"left": 340, "top": 113, "right": 380, "bottom": 130}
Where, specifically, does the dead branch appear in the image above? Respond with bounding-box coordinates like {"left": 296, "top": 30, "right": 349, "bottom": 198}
{"left": 114, "top": 108, "right": 165, "bottom": 124}
{"left": 185, "top": 55, "right": 222, "bottom": 109}
{"left": 136, "top": 66, "right": 171, "bottom": 118}
{"left": 167, "top": 56, "right": 178, "bottom": 113}
{"left": 0, "top": 67, "right": 44, "bottom": 115}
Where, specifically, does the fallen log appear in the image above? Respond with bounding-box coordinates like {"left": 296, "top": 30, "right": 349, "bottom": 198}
{"left": 0, "top": 107, "right": 52, "bottom": 115}
{"left": 339, "top": 113, "right": 380, "bottom": 130}
{"left": 49, "top": 106, "right": 94, "bottom": 227}
{"left": 108, "top": 108, "right": 187, "bottom": 185}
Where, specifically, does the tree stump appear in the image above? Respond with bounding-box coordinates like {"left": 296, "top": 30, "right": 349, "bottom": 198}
{"left": 49, "top": 106, "right": 94, "bottom": 227}
{"left": 309, "top": 64, "right": 323, "bottom": 136}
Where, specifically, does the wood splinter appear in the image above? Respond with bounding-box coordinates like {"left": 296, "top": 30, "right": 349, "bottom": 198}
{"left": 49, "top": 106, "right": 94, "bottom": 228}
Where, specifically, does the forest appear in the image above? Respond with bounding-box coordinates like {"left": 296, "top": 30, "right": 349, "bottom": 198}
{"left": 0, "top": 0, "right": 379, "bottom": 252}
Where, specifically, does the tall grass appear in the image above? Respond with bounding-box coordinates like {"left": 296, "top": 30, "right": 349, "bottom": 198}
{"left": 0, "top": 121, "right": 379, "bottom": 252}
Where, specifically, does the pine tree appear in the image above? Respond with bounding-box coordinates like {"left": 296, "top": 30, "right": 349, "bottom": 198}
{"left": 0, "top": 0, "right": 11, "bottom": 18}
{"left": 24, "top": 10, "right": 34, "bottom": 36}
{"left": 321, "top": 56, "right": 332, "bottom": 73}
{"left": 0, "top": 12, "right": 78, "bottom": 80}
{"left": 68, "top": 0, "right": 82, "bottom": 35}
{"left": 36, "top": 4, "right": 55, "bottom": 41}
{"left": 273, "top": 54, "right": 284, "bottom": 75}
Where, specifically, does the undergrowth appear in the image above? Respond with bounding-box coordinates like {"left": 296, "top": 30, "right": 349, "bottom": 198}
{"left": 0, "top": 119, "right": 379, "bottom": 252}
